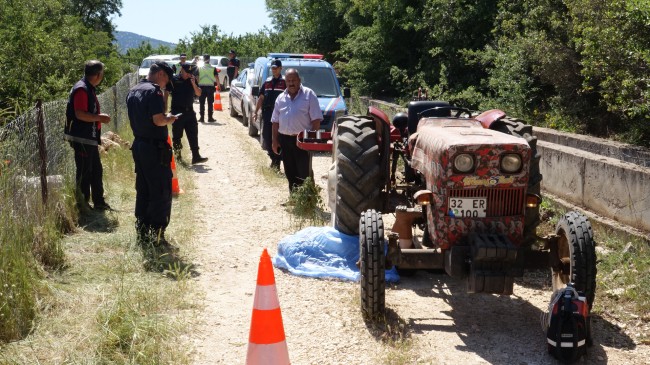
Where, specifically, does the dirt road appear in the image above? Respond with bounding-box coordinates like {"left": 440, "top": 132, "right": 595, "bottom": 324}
{"left": 183, "top": 93, "right": 649, "bottom": 364}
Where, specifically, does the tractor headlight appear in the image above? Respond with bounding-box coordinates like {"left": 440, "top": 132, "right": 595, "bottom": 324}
{"left": 453, "top": 153, "right": 474, "bottom": 173}
{"left": 501, "top": 153, "right": 522, "bottom": 173}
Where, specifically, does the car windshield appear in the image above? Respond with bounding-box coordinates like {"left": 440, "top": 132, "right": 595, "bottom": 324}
{"left": 140, "top": 59, "right": 160, "bottom": 68}
{"left": 273, "top": 66, "right": 340, "bottom": 97}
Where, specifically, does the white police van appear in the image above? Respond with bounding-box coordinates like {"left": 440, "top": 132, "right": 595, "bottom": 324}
{"left": 249, "top": 53, "right": 350, "bottom": 138}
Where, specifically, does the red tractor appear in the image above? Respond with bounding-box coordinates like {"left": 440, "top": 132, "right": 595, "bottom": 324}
{"left": 298, "top": 100, "right": 596, "bottom": 350}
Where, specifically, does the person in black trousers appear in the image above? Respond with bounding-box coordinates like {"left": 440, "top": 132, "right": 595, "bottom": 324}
{"left": 254, "top": 59, "right": 286, "bottom": 169}
{"left": 271, "top": 69, "right": 323, "bottom": 193}
{"left": 170, "top": 63, "right": 208, "bottom": 164}
{"left": 126, "top": 61, "right": 179, "bottom": 251}
{"left": 64, "top": 60, "right": 112, "bottom": 211}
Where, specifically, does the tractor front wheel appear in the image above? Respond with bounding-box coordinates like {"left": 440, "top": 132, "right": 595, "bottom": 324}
{"left": 551, "top": 211, "right": 597, "bottom": 309}
{"left": 360, "top": 209, "right": 386, "bottom": 319}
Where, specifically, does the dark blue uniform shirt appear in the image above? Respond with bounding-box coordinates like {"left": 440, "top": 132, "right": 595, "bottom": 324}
{"left": 170, "top": 75, "right": 196, "bottom": 112}
{"left": 126, "top": 80, "right": 167, "bottom": 141}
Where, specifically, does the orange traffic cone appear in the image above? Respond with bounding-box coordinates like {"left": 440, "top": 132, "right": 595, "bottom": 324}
{"left": 213, "top": 85, "right": 223, "bottom": 111}
{"left": 167, "top": 136, "right": 183, "bottom": 195}
{"left": 246, "top": 249, "right": 290, "bottom": 365}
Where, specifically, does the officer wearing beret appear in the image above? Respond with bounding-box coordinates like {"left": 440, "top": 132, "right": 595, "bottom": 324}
{"left": 254, "top": 59, "right": 286, "bottom": 170}
{"left": 126, "top": 61, "right": 179, "bottom": 251}
{"left": 170, "top": 63, "right": 208, "bottom": 164}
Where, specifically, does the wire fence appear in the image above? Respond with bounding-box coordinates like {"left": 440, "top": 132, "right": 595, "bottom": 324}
{"left": 0, "top": 72, "right": 139, "bottom": 212}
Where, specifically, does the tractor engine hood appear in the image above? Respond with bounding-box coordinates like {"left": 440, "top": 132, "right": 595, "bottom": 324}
{"left": 409, "top": 117, "right": 532, "bottom": 190}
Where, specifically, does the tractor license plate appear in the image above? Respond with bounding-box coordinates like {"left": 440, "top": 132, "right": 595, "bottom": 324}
{"left": 448, "top": 197, "right": 487, "bottom": 218}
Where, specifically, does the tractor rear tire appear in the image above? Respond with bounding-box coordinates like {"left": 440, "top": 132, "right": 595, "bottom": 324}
{"left": 490, "top": 117, "right": 542, "bottom": 245}
{"left": 360, "top": 209, "right": 386, "bottom": 319}
{"left": 552, "top": 211, "right": 597, "bottom": 309}
{"left": 333, "top": 116, "right": 382, "bottom": 235}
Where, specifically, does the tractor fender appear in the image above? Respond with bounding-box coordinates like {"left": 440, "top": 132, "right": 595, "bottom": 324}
{"left": 475, "top": 109, "right": 506, "bottom": 129}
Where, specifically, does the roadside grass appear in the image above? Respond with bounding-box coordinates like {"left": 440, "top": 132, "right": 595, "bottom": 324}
{"left": 539, "top": 197, "right": 650, "bottom": 343}
{"left": 0, "top": 143, "right": 70, "bottom": 343}
{"left": 0, "top": 128, "right": 199, "bottom": 363}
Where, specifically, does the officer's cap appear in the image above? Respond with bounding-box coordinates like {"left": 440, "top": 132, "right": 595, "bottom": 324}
{"left": 152, "top": 61, "right": 174, "bottom": 90}
{"left": 181, "top": 63, "right": 195, "bottom": 73}
{"left": 229, "top": 49, "right": 236, "bottom": 54}
{"left": 270, "top": 59, "right": 282, "bottom": 68}
{"left": 203, "top": 54, "right": 210, "bottom": 60}
{"left": 180, "top": 53, "right": 187, "bottom": 57}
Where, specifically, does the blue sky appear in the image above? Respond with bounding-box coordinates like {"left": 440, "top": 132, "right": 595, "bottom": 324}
{"left": 111, "top": 0, "right": 274, "bottom": 43}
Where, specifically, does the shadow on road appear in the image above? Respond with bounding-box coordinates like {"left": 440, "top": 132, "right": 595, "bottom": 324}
{"left": 362, "top": 269, "right": 634, "bottom": 363}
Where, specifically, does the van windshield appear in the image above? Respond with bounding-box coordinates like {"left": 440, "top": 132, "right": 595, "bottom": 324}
{"left": 273, "top": 66, "right": 340, "bottom": 98}
{"left": 140, "top": 59, "right": 156, "bottom": 68}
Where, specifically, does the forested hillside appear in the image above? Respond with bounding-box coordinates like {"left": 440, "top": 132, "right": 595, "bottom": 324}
{"left": 114, "top": 31, "right": 176, "bottom": 54}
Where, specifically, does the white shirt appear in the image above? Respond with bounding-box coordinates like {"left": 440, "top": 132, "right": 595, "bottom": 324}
{"left": 271, "top": 85, "right": 323, "bottom": 135}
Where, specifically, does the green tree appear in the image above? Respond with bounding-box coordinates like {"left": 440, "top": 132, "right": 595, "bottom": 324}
{"left": 0, "top": 0, "right": 126, "bottom": 115}
{"left": 568, "top": 0, "right": 650, "bottom": 143}
{"left": 68, "top": 0, "right": 122, "bottom": 37}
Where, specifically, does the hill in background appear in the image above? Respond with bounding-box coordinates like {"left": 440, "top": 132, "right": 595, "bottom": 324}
{"left": 114, "top": 31, "right": 176, "bottom": 54}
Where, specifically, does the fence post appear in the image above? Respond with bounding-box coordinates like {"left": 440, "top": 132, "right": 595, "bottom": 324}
{"left": 113, "top": 85, "right": 118, "bottom": 131}
{"left": 35, "top": 99, "right": 48, "bottom": 205}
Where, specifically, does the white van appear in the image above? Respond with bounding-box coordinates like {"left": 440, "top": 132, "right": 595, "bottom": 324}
{"left": 138, "top": 54, "right": 180, "bottom": 79}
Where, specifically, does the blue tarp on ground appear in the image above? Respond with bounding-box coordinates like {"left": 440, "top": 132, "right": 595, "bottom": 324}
{"left": 272, "top": 226, "right": 400, "bottom": 283}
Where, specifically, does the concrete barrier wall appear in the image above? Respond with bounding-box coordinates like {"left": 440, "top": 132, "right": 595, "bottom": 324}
{"left": 538, "top": 142, "right": 650, "bottom": 231}
{"left": 351, "top": 96, "right": 650, "bottom": 233}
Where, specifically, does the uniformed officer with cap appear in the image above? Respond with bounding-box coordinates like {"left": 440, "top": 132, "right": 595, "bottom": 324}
{"left": 254, "top": 59, "right": 286, "bottom": 169}
{"left": 197, "top": 54, "right": 219, "bottom": 122}
{"left": 227, "top": 49, "right": 240, "bottom": 86}
{"left": 126, "top": 61, "right": 179, "bottom": 251}
{"left": 170, "top": 63, "right": 208, "bottom": 164}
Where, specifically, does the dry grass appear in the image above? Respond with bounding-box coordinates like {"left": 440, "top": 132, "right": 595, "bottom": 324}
{"left": 0, "top": 128, "right": 200, "bottom": 364}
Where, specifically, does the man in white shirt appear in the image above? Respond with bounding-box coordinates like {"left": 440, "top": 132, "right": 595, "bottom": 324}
{"left": 271, "top": 69, "right": 323, "bottom": 193}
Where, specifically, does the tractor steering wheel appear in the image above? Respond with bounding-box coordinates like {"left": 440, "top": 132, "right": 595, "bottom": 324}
{"left": 418, "top": 106, "right": 473, "bottom": 119}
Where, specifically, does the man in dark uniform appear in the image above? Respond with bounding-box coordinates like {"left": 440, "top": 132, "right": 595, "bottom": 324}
{"left": 126, "top": 61, "right": 179, "bottom": 250}
{"left": 226, "top": 49, "right": 240, "bottom": 87}
{"left": 64, "top": 60, "right": 112, "bottom": 211}
{"left": 254, "top": 59, "right": 286, "bottom": 170}
{"left": 170, "top": 63, "right": 208, "bottom": 164}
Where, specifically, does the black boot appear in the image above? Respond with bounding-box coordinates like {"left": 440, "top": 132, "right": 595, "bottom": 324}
{"left": 136, "top": 221, "right": 153, "bottom": 248}
{"left": 199, "top": 115, "right": 205, "bottom": 123}
{"left": 172, "top": 140, "right": 183, "bottom": 160}
{"left": 191, "top": 149, "right": 208, "bottom": 164}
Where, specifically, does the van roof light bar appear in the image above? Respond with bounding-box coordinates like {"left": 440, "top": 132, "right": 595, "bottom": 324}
{"left": 267, "top": 53, "right": 324, "bottom": 60}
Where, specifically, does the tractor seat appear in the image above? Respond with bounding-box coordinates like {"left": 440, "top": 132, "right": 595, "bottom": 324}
{"left": 407, "top": 100, "right": 451, "bottom": 134}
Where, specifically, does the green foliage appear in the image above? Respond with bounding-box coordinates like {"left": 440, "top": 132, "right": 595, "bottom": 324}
{"left": 0, "top": 0, "right": 127, "bottom": 116}
{"left": 68, "top": 0, "right": 123, "bottom": 37}
{"left": 288, "top": 177, "right": 326, "bottom": 227}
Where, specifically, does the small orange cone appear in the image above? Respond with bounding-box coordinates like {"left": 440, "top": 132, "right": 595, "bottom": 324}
{"left": 213, "top": 85, "right": 223, "bottom": 111}
{"left": 167, "top": 136, "right": 183, "bottom": 195}
{"left": 246, "top": 249, "right": 290, "bottom": 365}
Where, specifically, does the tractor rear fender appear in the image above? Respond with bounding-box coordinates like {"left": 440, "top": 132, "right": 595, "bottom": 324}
{"left": 475, "top": 109, "right": 506, "bottom": 129}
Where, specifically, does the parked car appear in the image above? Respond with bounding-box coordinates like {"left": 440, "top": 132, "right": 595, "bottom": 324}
{"left": 249, "top": 53, "right": 350, "bottom": 140}
{"left": 229, "top": 67, "right": 257, "bottom": 132}
{"left": 194, "top": 55, "right": 229, "bottom": 90}
{"left": 138, "top": 54, "right": 180, "bottom": 79}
